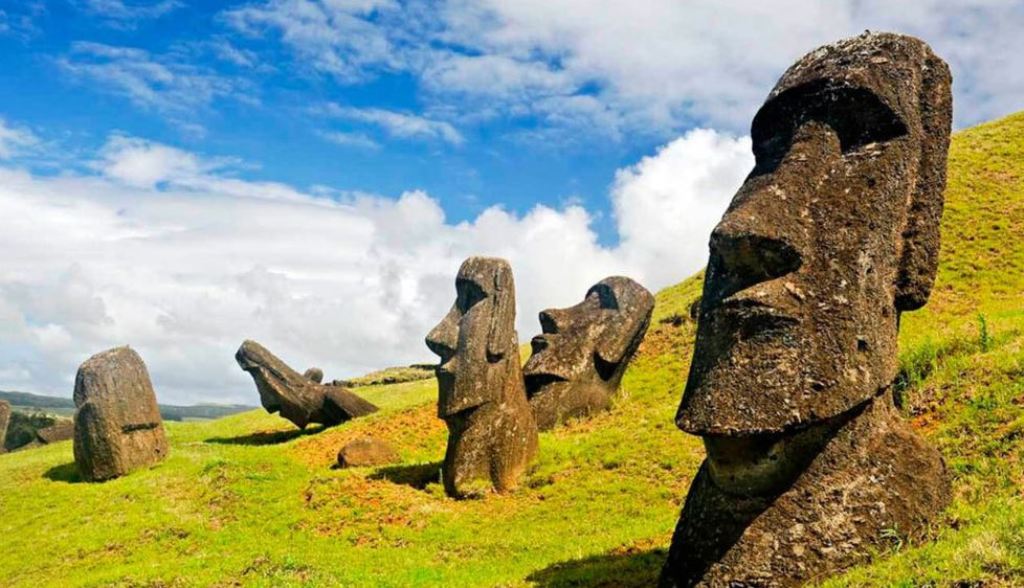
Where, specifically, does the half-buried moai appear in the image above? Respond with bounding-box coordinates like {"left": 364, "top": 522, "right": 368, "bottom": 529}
{"left": 660, "top": 32, "right": 953, "bottom": 587}
{"left": 523, "top": 276, "right": 654, "bottom": 430}
{"left": 236, "top": 340, "right": 378, "bottom": 429}
{"left": 426, "top": 257, "right": 538, "bottom": 497}
{"left": 0, "top": 400, "right": 10, "bottom": 455}
{"left": 73, "top": 347, "right": 169, "bottom": 481}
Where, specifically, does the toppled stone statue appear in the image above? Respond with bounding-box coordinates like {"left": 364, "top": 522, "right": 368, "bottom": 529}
{"left": 523, "top": 276, "right": 654, "bottom": 430}
{"left": 337, "top": 436, "right": 399, "bottom": 468}
{"left": 236, "top": 340, "right": 378, "bottom": 429}
{"left": 73, "top": 347, "right": 169, "bottom": 481}
{"left": 426, "top": 257, "right": 538, "bottom": 497}
{"left": 661, "top": 32, "right": 953, "bottom": 587}
{"left": 36, "top": 419, "right": 75, "bottom": 444}
{"left": 0, "top": 400, "right": 10, "bottom": 454}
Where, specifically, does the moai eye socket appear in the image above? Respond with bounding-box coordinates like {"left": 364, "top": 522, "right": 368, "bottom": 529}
{"left": 586, "top": 284, "right": 620, "bottom": 310}
{"left": 751, "top": 81, "right": 909, "bottom": 174}
{"left": 455, "top": 278, "right": 488, "bottom": 313}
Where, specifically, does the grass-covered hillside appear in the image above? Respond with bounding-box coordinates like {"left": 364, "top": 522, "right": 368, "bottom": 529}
{"left": 1, "top": 112, "right": 1023, "bottom": 587}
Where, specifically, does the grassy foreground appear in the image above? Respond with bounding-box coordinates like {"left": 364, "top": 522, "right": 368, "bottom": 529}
{"left": 1, "top": 113, "right": 1023, "bottom": 587}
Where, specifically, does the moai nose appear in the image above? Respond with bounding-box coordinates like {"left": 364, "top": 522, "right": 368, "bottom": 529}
{"left": 538, "top": 309, "right": 562, "bottom": 334}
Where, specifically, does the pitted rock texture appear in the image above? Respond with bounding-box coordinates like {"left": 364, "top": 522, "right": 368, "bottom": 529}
{"left": 73, "top": 347, "right": 169, "bottom": 482}
{"left": 236, "top": 340, "right": 378, "bottom": 429}
{"left": 662, "top": 32, "right": 952, "bottom": 587}
{"left": 524, "top": 276, "right": 654, "bottom": 430}
{"left": 337, "top": 436, "right": 400, "bottom": 468}
{"left": 0, "top": 401, "right": 10, "bottom": 454}
{"left": 426, "top": 257, "right": 538, "bottom": 497}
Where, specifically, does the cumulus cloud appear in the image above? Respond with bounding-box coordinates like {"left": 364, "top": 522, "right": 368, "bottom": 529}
{"left": 0, "top": 127, "right": 751, "bottom": 404}
{"left": 224, "top": 0, "right": 1024, "bottom": 135}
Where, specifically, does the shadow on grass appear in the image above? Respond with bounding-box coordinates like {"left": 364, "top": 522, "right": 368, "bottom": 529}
{"left": 205, "top": 425, "right": 326, "bottom": 446}
{"left": 368, "top": 461, "right": 442, "bottom": 489}
{"left": 526, "top": 547, "right": 666, "bottom": 588}
{"left": 43, "top": 462, "right": 84, "bottom": 484}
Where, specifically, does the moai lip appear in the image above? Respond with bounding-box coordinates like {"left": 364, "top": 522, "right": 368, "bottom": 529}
{"left": 73, "top": 346, "right": 169, "bottom": 482}
{"left": 425, "top": 257, "right": 538, "bottom": 498}
{"left": 661, "top": 32, "right": 953, "bottom": 587}
{"left": 235, "top": 340, "right": 378, "bottom": 429}
{"left": 523, "top": 276, "right": 654, "bottom": 430}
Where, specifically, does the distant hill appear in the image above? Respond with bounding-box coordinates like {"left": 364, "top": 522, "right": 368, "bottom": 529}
{"left": 0, "top": 390, "right": 253, "bottom": 422}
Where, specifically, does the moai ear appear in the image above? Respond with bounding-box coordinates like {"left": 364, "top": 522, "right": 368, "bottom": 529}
{"left": 895, "top": 51, "right": 952, "bottom": 311}
{"left": 486, "top": 263, "right": 516, "bottom": 360}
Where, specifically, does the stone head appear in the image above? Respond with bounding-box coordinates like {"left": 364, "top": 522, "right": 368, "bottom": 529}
{"left": 523, "top": 276, "right": 654, "bottom": 427}
{"left": 236, "top": 339, "right": 323, "bottom": 428}
{"left": 678, "top": 33, "right": 952, "bottom": 439}
{"left": 426, "top": 257, "right": 518, "bottom": 418}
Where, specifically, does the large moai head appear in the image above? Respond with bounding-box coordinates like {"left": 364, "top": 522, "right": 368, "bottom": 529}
{"left": 73, "top": 347, "right": 168, "bottom": 481}
{"left": 426, "top": 257, "right": 538, "bottom": 497}
{"left": 523, "top": 276, "right": 654, "bottom": 430}
{"left": 236, "top": 340, "right": 377, "bottom": 429}
{"left": 676, "top": 32, "right": 952, "bottom": 493}
{"left": 426, "top": 257, "right": 519, "bottom": 417}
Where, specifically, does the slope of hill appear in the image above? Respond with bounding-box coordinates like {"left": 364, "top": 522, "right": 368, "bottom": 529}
{"left": 0, "top": 112, "right": 1022, "bottom": 587}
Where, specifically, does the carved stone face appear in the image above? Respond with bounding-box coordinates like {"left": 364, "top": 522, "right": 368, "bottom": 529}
{"left": 523, "top": 276, "right": 654, "bottom": 429}
{"left": 426, "top": 257, "right": 518, "bottom": 418}
{"left": 676, "top": 33, "right": 952, "bottom": 484}
{"left": 236, "top": 340, "right": 378, "bottom": 429}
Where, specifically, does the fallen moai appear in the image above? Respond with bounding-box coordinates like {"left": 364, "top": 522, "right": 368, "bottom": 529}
{"left": 426, "top": 257, "right": 538, "bottom": 497}
{"left": 661, "top": 32, "right": 953, "bottom": 587}
{"left": 235, "top": 340, "right": 378, "bottom": 429}
{"left": 73, "top": 347, "right": 169, "bottom": 482}
{"left": 524, "top": 276, "right": 654, "bottom": 430}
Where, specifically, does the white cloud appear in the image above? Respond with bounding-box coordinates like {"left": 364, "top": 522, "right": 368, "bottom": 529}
{"left": 318, "top": 104, "right": 465, "bottom": 145}
{"left": 79, "top": 0, "right": 182, "bottom": 28}
{"left": 318, "top": 130, "right": 381, "bottom": 150}
{"left": 0, "top": 118, "right": 39, "bottom": 159}
{"left": 224, "top": 0, "right": 1024, "bottom": 135}
{"left": 0, "top": 128, "right": 751, "bottom": 404}
{"left": 58, "top": 42, "right": 253, "bottom": 118}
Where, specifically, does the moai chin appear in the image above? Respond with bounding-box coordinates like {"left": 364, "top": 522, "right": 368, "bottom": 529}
{"left": 426, "top": 257, "right": 538, "bottom": 497}
{"left": 660, "top": 32, "right": 953, "bottom": 587}
{"left": 523, "top": 276, "right": 654, "bottom": 430}
{"left": 235, "top": 340, "right": 378, "bottom": 429}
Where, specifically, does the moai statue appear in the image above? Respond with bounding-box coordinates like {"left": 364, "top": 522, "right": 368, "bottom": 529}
{"left": 661, "top": 32, "right": 953, "bottom": 587}
{"left": 73, "top": 347, "right": 169, "bottom": 481}
{"left": 425, "top": 257, "right": 538, "bottom": 497}
{"left": 523, "top": 276, "right": 654, "bottom": 430}
{"left": 236, "top": 340, "right": 378, "bottom": 429}
{"left": 0, "top": 400, "right": 10, "bottom": 454}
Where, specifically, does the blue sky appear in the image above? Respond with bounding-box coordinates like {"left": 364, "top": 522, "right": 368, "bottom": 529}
{"left": 0, "top": 0, "right": 1022, "bottom": 403}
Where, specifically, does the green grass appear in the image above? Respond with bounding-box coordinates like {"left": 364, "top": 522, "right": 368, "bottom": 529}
{"left": 1, "top": 112, "right": 1023, "bottom": 586}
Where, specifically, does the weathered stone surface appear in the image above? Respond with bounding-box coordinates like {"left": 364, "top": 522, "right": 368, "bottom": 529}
{"left": 337, "top": 436, "right": 400, "bottom": 468}
{"left": 524, "top": 276, "right": 654, "bottom": 430}
{"left": 426, "top": 257, "right": 538, "bottom": 497}
{"left": 662, "top": 32, "right": 952, "bottom": 587}
{"left": 303, "top": 367, "right": 324, "bottom": 384}
{"left": 73, "top": 347, "right": 169, "bottom": 482}
{"left": 236, "top": 340, "right": 378, "bottom": 429}
{"left": 36, "top": 419, "right": 74, "bottom": 444}
{"left": 0, "top": 400, "right": 10, "bottom": 454}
